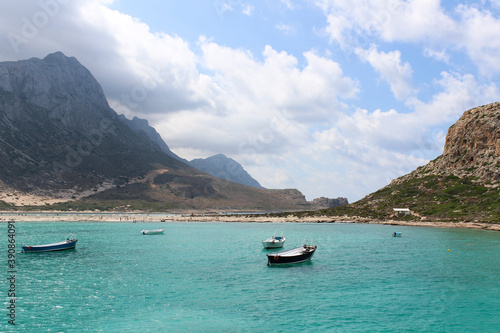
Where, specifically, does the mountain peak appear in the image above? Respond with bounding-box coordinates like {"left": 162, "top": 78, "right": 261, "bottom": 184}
{"left": 43, "top": 51, "right": 75, "bottom": 63}
{"left": 190, "top": 154, "right": 264, "bottom": 189}
{"left": 0, "top": 52, "right": 185, "bottom": 192}
{"left": 0, "top": 51, "right": 109, "bottom": 114}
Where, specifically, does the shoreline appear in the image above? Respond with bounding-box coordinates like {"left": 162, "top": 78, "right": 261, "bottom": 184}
{"left": 0, "top": 211, "right": 498, "bottom": 231}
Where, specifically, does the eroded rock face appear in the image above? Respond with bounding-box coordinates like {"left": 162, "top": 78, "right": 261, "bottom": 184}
{"left": 392, "top": 102, "right": 500, "bottom": 186}
{"left": 311, "top": 196, "right": 349, "bottom": 208}
{"left": 432, "top": 102, "right": 500, "bottom": 184}
{"left": 440, "top": 102, "right": 500, "bottom": 183}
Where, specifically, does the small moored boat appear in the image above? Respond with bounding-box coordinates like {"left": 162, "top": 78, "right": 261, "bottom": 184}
{"left": 267, "top": 244, "right": 317, "bottom": 265}
{"left": 262, "top": 236, "right": 285, "bottom": 249}
{"left": 22, "top": 238, "right": 78, "bottom": 253}
{"left": 141, "top": 229, "right": 164, "bottom": 235}
{"left": 393, "top": 232, "right": 402, "bottom": 237}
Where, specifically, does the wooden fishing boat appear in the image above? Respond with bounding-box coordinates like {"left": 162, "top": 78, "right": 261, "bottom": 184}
{"left": 267, "top": 244, "right": 317, "bottom": 265}
{"left": 22, "top": 238, "right": 78, "bottom": 253}
{"left": 262, "top": 236, "right": 285, "bottom": 249}
{"left": 141, "top": 229, "right": 164, "bottom": 235}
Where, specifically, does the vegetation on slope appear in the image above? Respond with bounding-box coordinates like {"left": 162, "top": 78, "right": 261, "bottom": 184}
{"left": 276, "top": 174, "right": 499, "bottom": 223}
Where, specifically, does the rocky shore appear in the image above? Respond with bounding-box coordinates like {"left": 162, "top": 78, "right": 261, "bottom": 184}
{"left": 0, "top": 212, "right": 498, "bottom": 231}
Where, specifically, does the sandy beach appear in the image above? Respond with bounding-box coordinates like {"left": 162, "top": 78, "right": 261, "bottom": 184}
{"left": 1, "top": 211, "right": 499, "bottom": 231}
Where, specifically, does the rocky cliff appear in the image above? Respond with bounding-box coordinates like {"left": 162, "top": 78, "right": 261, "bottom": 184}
{"left": 391, "top": 102, "right": 500, "bottom": 187}
{"left": 430, "top": 102, "right": 499, "bottom": 183}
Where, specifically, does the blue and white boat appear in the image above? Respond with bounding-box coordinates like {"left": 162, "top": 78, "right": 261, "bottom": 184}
{"left": 393, "top": 232, "right": 402, "bottom": 237}
{"left": 22, "top": 238, "right": 78, "bottom": 253}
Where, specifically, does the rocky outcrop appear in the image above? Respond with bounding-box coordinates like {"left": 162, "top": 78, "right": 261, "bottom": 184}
{"left": 311, "top": 196, "right": 349, "bottom": 209}
{"left": 391, "top": 102, "right": 500, "bottom": 187}
{"left": 438, "top": 102, "right": 500, "bottom": 184}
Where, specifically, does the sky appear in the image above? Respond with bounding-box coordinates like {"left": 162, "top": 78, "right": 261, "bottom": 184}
{"left": 1, "top": 0, "right": 500, "bottom": 202}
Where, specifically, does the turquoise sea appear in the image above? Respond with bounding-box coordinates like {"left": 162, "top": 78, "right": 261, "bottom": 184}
{"left": 2, "top": 221, "right": 499, "bottom": 332}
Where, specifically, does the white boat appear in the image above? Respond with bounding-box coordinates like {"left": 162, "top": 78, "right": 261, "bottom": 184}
{"left": 141, "top": 229, "right": 164, "bottom": 235}
{"left": 262, "top": 236, "right": 285, "bottom": 249}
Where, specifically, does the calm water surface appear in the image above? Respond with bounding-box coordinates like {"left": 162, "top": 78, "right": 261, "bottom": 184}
{"left": 2, "top": 221, "right": 499, "bottom": 332}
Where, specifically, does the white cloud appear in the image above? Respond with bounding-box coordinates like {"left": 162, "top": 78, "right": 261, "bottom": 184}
{"left": 316, "top": 0, "right": 500, "bottom": 75}
{"left": 316, "top": 0, "right": 457, "bottom": 45}
{"left": 409, "top": 71, "right": 500, "bottom": 124}
{"left": 276, "top": 23, "right": 295, "bottom": 35}
{"left": 456, "top": 5, "right": 500, "bottom": 76}
{"left": 423, "top": 48, "right": 450, "bottom": 63}
{"left": 199, "top": 39, "right": 358, "bottom": 123}
{"left": 280, "top": 0, "right": 296, "bottom": 10}
{"left": 242, "top": 4, "right": 254, "bottom": 16}
{"left": 355, "top": 45, "right": 416, "bottom": 100}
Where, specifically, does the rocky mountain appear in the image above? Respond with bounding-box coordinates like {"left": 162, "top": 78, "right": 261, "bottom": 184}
{"left": 190, "top": 154, "right": 264, "bottom": 189}
{"left": 316, "top": 102, "right": 500, "bottom": 223}
{"left": 0, "top": 52, "right": 345, "bottom": 212}
{"left": 0, "top": 52, "right": 187, "bottom": 193}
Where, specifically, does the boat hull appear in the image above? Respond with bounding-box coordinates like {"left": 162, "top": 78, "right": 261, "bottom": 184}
{"left": 22, "top": 239, "right": 78, "bottom": 253}
{"left": 262, "top": 237, "right": 285, "bottom": 249}
{"left": 141, "top": 229, "right": 164, "bottom": 235}
{"left": 267, "top": 245, "right": 317, "bottom": 265}
{"left": 263, "top": 242, "right": 284, "bottom": 249}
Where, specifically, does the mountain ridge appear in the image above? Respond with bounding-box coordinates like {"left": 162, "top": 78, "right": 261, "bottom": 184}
{"left": 118, "top": 115, "right": 265, "bottom": 189}
{"left": 118, "top": 114, "right": 188, "bottom": 163}
{"left": 0, "top": 52, "right": 348, "bottom": 211}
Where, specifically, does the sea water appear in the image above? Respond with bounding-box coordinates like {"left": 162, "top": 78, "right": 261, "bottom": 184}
{"left": 2, "top": 221, "right": 499, "bottom": 332}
